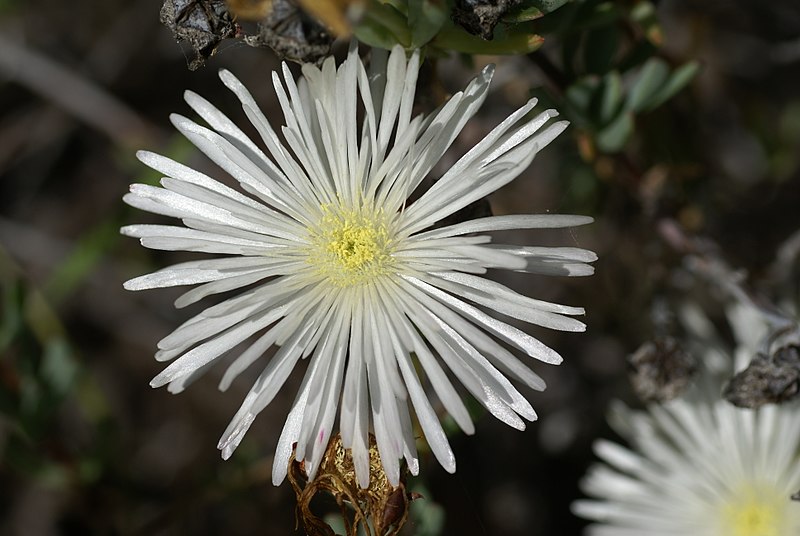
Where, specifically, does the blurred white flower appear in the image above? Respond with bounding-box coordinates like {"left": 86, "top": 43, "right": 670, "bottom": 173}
{"left": 122, "top": 44, "right": 595, "bottom": 488}
{"left": 574, "top": 303, "right": 800, "bottom": 535}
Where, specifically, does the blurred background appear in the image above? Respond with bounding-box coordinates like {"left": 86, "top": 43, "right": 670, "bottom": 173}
{"left": 1, "top": 0, "right": 800, "bottom": 534}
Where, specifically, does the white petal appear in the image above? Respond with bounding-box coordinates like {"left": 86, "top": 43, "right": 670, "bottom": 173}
{"left": 121, "top": 224, "right": 278, "bottom": 256}
{"left": 271, "top": 377, "right": 312, "bottom": 484}
{"left": 388, "top": 317, "right": 456, "bottom": 472}
{"left": 427, "top": 272, "right": 586, "bottom": 331}
{"left": 150, "top": 301, "right": 294, "bottom": 387}
{"left": 414, "top": 214, "right": 594, "bottom": 241}
{"left": 172, "top": 263, "right": 299, "bottom": 308}
{"left": 403, "top": 275, "right": 564, "bottom": 365}
{"left": 124, "top": 257, "right": 291, "bottom": 291}
{"left": 301, "top": 315, "right": 349, "bottom": 478}
{"left": 398, "top": 64, "right": 495, "bottom": 200}
{"left": 376, "top": 279, "right": 475, "bottom": 435}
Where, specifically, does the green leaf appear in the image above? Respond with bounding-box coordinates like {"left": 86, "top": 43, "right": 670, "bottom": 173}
{"left": 596, "top": 110, "right": 633, "bottom": 152}
{"left": 354, "top": 21, "right": 403, "bottom": 50}
{"left": 383, "top": 0, "right": 408, "bottom": 16}
{"left": 41, "top": 339, "right": 78, "bottom": 397}
{"left": 629, "top": 1, "right": 662, "bottom": 46}
{"left": 643, "top": 61, "right": 699, "bottom": 111}
{"left": 561, "top": 78, "right": 600, "bottom": 128}
{"left": 502, "top": 6, "right": 544, "bottom": 23}
{"left": 408, "top": 0, "right": 447, "bottom": 47}
{"left": 629, "top": 0, "right": 656, "bottom": 24}
{"left": 355, "top": 1, "right": 411, "bottom": 49}
{"left": 626, "top": 57, "right": 669, "bottom": 112}
{"left": 566, "top": 77, "right": 601, "bottom": 112}
{"left": 504, "top": 0, "right": 570, "bottom": 22}
{"left": 433, "top": 24, "right": 544, "bottom": 55}
{"left": 600, "top": 71, "right": 623, "bottom": 124}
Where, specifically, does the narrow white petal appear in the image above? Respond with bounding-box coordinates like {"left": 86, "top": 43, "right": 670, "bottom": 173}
{"left": 218, "top": 329, "right": 278, "bottom": 391}
{"left": 414, "top": 214, "right": 594, "bottom": 241}
{"left": 124, "top": 258, "right": 292, "bottom": 291}
{"left": 375, "top": 46, "right": 407, "bottom": 162}
{"left": 271, "top": 377, "right": 312, "bottom": 484}
{"left": 443, "top": 244, "right": 528, "bottom": 271}
{"left": 217, "top": 69, "right": 327, "bottom": 206}
{"left": 403, "top": 275, "right": 564, "bottom": 365}
{"left": 171, "top": 114, "right": 308, "bottom": 218}
{"left": 155, "top": 302, "right": 262, "bottom": 361}
{"left": 183, "top": 90, "right": 287, "bottom": 186}
{"left": 302, "top": 316, "right": 348, "bottom": 479}
{"left": 433, "top": 270, "right": 585, "bottom": 315}
{"left": 136, "top": 150, "right": 280, "bottom": 217}
{"left": 397, "top": 64, "right": 495, "bottom": 200}
{"left": 161, "top": 177, "right": 303, "bottom": 240}
{"left": 151, "top": 301, "right": 293, "bottom": 387}
{"left": 124, "top": 183, "right": 299, "bottom": 242}
{"left": 376, "top": 279, "right": 475, "bottom": 435}
{"left": 401, "top": 283, "right": 537, "bottom": 421}
{"left": 427, "top": 273, "right": 587, "bottom": 331}
{"left": 122, "top": 224, "right": 279, "bottom": 256}
{"left": 157, "top": 280, "right": 296, "bottom": 359}
{"left": 390, "top": 322, "right": 456, "bottom": 472}
{"left": 172, "top": 264, "right": 299, "bottom": 309}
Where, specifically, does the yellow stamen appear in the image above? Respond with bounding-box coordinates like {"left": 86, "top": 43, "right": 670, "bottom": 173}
{"left": 721, "top": 485, "right": 786, "bottom": 536}
{"left": 327, "top": 222, "right": 382, "bottom": 270}
{"left": 307, "top": 201, "right": 394, "bottom": 287}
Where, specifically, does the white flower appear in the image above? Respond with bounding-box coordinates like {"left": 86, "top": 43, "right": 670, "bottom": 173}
{"left": 573, "top": 305, "right": 800, "bottom": 535}
{"left": 122, "top": 44, "right": 595, "bottom": 488}
{"left": 574, "top": 399, "right": 800, "bottom": 536}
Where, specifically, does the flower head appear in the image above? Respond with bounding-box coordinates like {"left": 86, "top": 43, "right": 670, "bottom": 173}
{"left": 573, "top": 304, "right": 800, "bottom": 535}
{"left": 123, "top": 44, "right": 595, "bottom": 488}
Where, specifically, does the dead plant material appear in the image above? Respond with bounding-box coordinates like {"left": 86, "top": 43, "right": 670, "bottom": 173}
{"left": 243, "top": 0, "right": 334, "bottom": 64}
{"left": 287, "top": 434, "right": 419, "bottom": 536}
{"left": 628, "top": 337, "right": 697, "bottom": 403}
{"left": 724, "top": 344, "right": 800, "bottom": 408}
{"left": 451, "top": 0, "right": 522, "bottom": 40}
{"left": 160, "top": 0, "right": 239, "bottom": 70}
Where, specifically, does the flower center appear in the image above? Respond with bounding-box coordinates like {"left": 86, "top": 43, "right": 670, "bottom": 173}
{"left": 721, "top": 485, "right": 787, "bottom": 536}
{"left": 307, "top": 202, "right": 395, "bottom": 287}
{"left": 328, "top": 223, "right": 381, "bottom": 270}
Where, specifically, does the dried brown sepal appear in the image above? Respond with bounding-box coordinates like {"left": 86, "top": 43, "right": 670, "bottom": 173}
{"left": 792, "top": 489, "right": 800, "bottom": 502}
{"left": 287, "top": 434, "right": 415, "bottom": 536}
{"left": 451, "top": 0, "right": 523, "bottom": 40}
{"left": 160, "top": 0, "right": 239, "bottom": 70}
{"left": 627, "top": 337, "right": 697, "bottom": 403}
{"left": 724, "top": 345, "right": 800, "bottom": 408}
{"left": 243, "top": 0, "right": 334, "bottom": 64}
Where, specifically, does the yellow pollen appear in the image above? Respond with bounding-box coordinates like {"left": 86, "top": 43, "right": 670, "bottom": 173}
{"left": 327, "top": 224, "right": 380, "bottom": 270}
{"left": 721, "top": 486, "right": 786, "bottom": 536}
{"left": 307, "top": 202, "right": 394, "bottom": 287}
